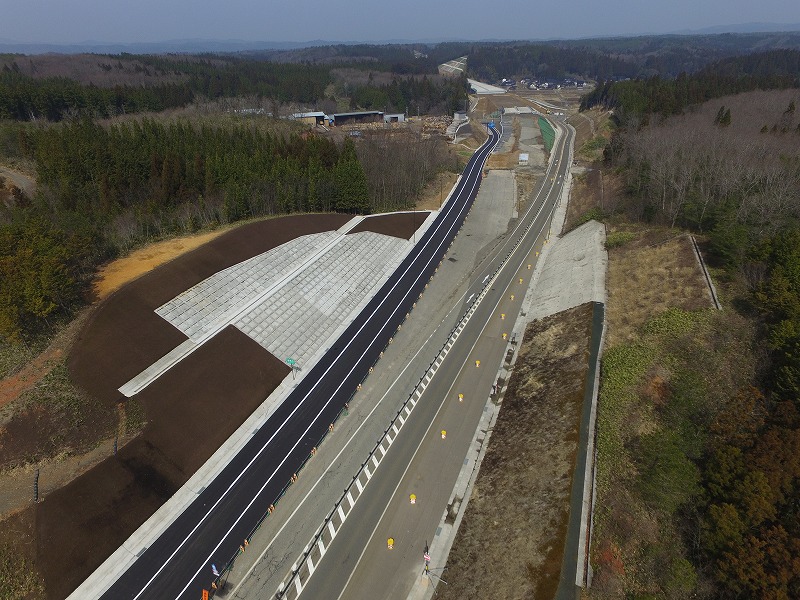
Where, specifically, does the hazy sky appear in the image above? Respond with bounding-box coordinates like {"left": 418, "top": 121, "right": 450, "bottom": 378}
{"left": 2, "top": 0, "right": 799, "bottom": 44}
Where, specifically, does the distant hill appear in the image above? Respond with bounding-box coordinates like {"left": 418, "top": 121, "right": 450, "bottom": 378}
{"left": 0, "top": 38, "right": 447, "bottom": 55}
{"left": 2, "top": 25, "right": 800, "bottom": 56}
{"left": 672, "top": 22, "right": 800, "bottom": 35}
{"left": 0, "top": 38, "right": 348, "bottom": 55}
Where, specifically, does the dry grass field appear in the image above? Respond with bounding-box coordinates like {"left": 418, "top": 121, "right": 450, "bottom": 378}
{"left": 604, "top": 227, "right": 714, "bottom": 346}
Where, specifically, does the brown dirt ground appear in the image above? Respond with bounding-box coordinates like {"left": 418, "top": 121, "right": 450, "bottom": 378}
{"left": 0, "top": 210, "right": 429, "bottom": 599}
{"left": 436, "top": 302, "right": 594, "bottom": 600}
{"left": 348, "top": 211, "right": 431, "bottom": 239}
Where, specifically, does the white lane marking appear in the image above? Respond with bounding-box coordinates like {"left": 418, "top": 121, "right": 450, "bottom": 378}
{"left": 151, "top": 131, "right": 502, "bottom": 600}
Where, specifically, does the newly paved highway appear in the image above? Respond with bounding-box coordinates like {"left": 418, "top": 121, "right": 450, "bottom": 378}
{"left": 300, "top": 117, "right": 575, "bottom": 600}
{"left": 95, "top": 127, "right": 501, "bottom": 600}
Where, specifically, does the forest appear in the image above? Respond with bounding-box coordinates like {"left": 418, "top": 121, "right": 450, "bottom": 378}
{"left": 580, "top": 49, "right": 800, "bottom": 121}
{"left": 0, "top": 53, "right": 466, "bottom": 122}
{"left": 6, "top": 33, "right": 800, "bottom": 124}
{"left": 259, "top": 32, "right": 800, "bottom": 80}
{"left": 585, "top": 48, "right": 800, "bottom": 597}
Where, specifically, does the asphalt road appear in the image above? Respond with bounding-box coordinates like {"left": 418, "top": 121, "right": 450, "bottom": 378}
{"left": 300, "top": 118, "right": 575, "bottom": 599}
{"left": 223, "top": 169, "right": 520, "bottom": 599}
{"left": 96, "top": 127, "right": 502, "bottom": 600}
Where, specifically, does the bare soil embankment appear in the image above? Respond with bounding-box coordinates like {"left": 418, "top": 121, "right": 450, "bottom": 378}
{"left": 0, "top": 210, "right": 424, "bottom": 599}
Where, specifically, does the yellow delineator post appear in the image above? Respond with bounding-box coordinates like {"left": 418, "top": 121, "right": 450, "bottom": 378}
{"left": 388, "top": 537, "right": 394, "bottom": 550}
{"left": 458, "top": 393, "right": 464, "bottom": 402}
{"left": 441, "top": 430, "right": 447, "bottom": 439}
{"left": 410, "top": 493, "right": 417, "bottom": 504}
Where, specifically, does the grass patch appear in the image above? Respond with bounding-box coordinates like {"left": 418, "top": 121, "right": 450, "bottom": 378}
{"left": 125, "top": 397, "right": 148, "bottom": 435}
{"left": 605, "top": 227, "right": 714, "bottom": 347}
{"left": 1, "top": 363, "right": 116, "bottom": 472}
{"left": 570, "top": 207, "right": 607, "bottom": 231}
{"left": 596, "top": 341, "right": 655, "bottom": 492}
{"left": 579, "top": 135, "right": 609, "bottom": 161}
{"left": 604, "top": 230, "right": 635, "bottom": 249}
{"left": 0, "top": 337, "right": 45, "bottom": 380}
{"left": 0, "top": 543, "right": 44, "bottom": 599}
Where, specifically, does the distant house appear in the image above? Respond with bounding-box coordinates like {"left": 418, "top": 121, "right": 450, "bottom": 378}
{"left": 291, "top": 111, "right": 328, "bottom": 126}
{"left": 383, "top": 113, "right": 405, "bottom": 123}
{"left": 332, "top": 111, "right": 383, "bottom": 126}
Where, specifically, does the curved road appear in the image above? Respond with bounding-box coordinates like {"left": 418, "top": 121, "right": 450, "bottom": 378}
{"left": 300, "top": 117, "right": 575, "bottom": 600}
{"left": 91, "top": 126, "right": 502, "bottom": 600}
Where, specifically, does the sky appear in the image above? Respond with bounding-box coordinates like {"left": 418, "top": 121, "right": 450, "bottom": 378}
{"left": 1, "top": 0, "right": 799, "bottom": 45}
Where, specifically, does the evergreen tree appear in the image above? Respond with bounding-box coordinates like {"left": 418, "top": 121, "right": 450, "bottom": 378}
{"left": 334, "top": 139, "right": 370, "bottom": 214}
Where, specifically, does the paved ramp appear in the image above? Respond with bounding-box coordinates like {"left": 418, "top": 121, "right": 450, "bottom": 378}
{"left": 525, "top": 220, "right": 607, "bottom": 321}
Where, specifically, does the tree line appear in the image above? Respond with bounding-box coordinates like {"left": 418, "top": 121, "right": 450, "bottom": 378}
{"left": 464, "top": 42, "right": 640, "bottom": 82}
{"left": 348, "top": 74, "right": 468, "bottom": 115}
{"left": 0, "top": 66, "right": 194, "bottom": 121}
{"left": 580, "top": 49, "right": 800, "bottom": 122}
{"left": 0, "top": 54, "right": 470, "bottom": 122}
